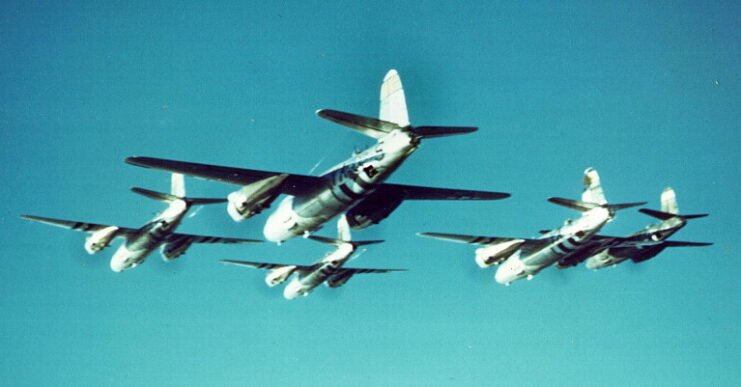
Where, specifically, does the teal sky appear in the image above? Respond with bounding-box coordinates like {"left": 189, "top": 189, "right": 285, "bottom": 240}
{"left": 1, "top": 1, "right": 739, "bottom": 386}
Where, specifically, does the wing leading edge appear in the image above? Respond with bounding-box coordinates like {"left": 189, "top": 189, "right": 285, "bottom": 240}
{"left": 20, "top": 215, "right": 138, "bottom": 238}
{"left": 126, "top": 156, "right": 510, "bottom": 201}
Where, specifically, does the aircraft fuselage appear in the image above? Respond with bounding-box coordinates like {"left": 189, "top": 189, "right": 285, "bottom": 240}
{"left": 585, "top": 217, "right": 685, "bottom": 269}
{"left": 495, "top": 207, "right": 612, "bottom": 284}
{"left": 109, "top": 200, "right": 188, "bottom": 272}
{"left": 282, "top": 243, "right": 355, "bottom": 299}
{"left": 263, "top": 130, "right": 418, "bottom": 242}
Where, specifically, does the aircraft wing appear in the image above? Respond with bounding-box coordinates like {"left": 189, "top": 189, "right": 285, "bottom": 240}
{"left": 20, "top": 215, "right": 138, "bottom": 238}
{"left": 418, "top": 232, "right": 544, "bottom": 247}
{"left": 125, "top": 157, "right": 323, "bottom": 196}
{"left": 339, "top": 267, "right": 407, "bottom": 274}
{"left": 219, "top": 259, "right": 313, "bottom": 271}
{"left": 167, "top": 233, "right": 262, "bottom": 244}
{"left": 126, "top": 156, "right": 510, "bottom": 200}
{"left": 382, "top": 183, "right": 509, "bottom": 200}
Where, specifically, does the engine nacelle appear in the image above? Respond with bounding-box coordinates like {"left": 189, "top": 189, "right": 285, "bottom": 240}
{"left": 161, "top": 235, "right": 194, "bottom": 261}
{"left": 84, "top": 226, "right": 119, "bottom": 254}
{"left": 326, "top": 270, "right": 354, "bottom": 288}
{"left": 227, "top": 174, "right": 289, "bottom": 222}
{"left": 265, "top": 265, "right": 297, "bottom": 287}
{"left": 475, "top": 239, "right": 525, "bottom": 268}
{"left": 346, "top": 192, "right": 404, "bottom": 230}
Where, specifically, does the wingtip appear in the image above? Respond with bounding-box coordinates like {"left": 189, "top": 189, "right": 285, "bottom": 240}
{"left": 125, "top": 156, "right": 148, "bottom": 167}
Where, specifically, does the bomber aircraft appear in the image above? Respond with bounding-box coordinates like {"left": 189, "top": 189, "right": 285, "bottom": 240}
{"left": 583, "top": 188, "right": 711, "bottom": 269}
{"left": 125, "top": 69, "right": 510, "bottom": 243}
{"left": 21, "top": 174, "right": 262, "bottom": 272}
{"left": 419, "top": 168, "right": 646, "bottom": 285}
{"left": 220, "top": 215, "right": 404, "bottom": 299}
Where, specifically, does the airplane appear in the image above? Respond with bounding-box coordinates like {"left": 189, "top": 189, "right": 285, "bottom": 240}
{"left": 220, "top": 215, "right": 405, "bottom": 299}
{"left": 21, "top": 174, "right": 262, "bottom": 272}
{"left": 418, "top": 168, "right": 646, "bottom": 285}
{"left": 583, "top": 187, "right": 711, "bottom": 269}
{"left": 125, "top": 69, "right": 510, "bottom": 243}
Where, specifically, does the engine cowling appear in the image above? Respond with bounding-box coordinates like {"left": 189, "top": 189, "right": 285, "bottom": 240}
{"left": 227, "top": 174, "right": 289, "bottom": 222}
{"left": 474, "top": 239, "right": 525, "bottom": 268}
{"left": 161, "top": 235, "right": 194, "bottom": 261}
{"left": 84, "top": 226, "right": 119, "bottom": 254}
{"left": 326, "top": 270, "right": 354, "bottom": 288}
{"left": 265, "top": 265, "right": 297, "bottom": 287}
{"left": 346, "top": 191, "right": 404, "bottom": 230}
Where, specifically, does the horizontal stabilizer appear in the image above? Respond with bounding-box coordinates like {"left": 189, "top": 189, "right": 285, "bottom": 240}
{"left": 418, "top": 232, "right": 539, "bottom": 246}
{"left": 549, "top": 197, "right": 646, "bottom": 212}
{"left": 220, "top": 259, "right": 311, "bottom": 271}
{"left": 317, "top": 109, "right": 401, "bottom": 139}
{"left": 131, "top": 187, "right": 180, "bottom": 203}
{"left": 662, "top": 240, "right": 713, "bottom": 247}
{"left": 605, "top": 202, "right": 647, "bottom": 212}
{"left": 411, "top": 126, "right": 477, "bottom": 138}
{"left": 131, "top": 187, "right": 226, "bottom": 205}
{"left": 639, "top": 208, "right": 709, "bottom": 220}
{"left": 186, "top": 197, "right": 227, "bottom": 205}
{"left": 547, "top": 197, "right": 600, "bottom": 212}
{"left": 306, "top": 234, "right": 384, "bottom": 247}
{"left": 682, "top": 214, "right": 710, "bottom": 219}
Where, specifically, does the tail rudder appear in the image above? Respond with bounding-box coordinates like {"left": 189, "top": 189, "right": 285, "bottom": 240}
{"left": 660, "top": 187, "right": 679, "bottom": 214}
{"left": 581, "top": 168, "right": 607, "bottom": 205}
{"left": 337, "top": 214, "right": 352, "bottom": 242}
{"left": 171, "top": 173, "right": 185, "bottom": 197}
{"left": 379, "top": 69, "right": 409, "bottom": 127}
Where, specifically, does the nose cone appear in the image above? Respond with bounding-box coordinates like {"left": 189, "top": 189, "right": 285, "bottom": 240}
{"left": 263, "top": 218, "right": 297, "bottom": 243}
{"left": 494, "top": 267, "right": 512, "bottom": 284}
{"left": 109, "top": 246, "right": 130, "bottom": 272}
{"left": 109, "top": 260, "right": 125, "bottom": 273}
{"left": 495, "top": 257, "right": 526, "bottom": 285}
{"left": 585, "top": 258, "right": 601, "bottom": 270}
{"left": 283, "top": 280, "right": 302, "bottom": 299}
{"left": 585, "top": 250, "right": 611, "bottom": 270}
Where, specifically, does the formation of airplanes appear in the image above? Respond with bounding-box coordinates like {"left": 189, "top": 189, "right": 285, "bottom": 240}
{"left": 22, "top": 174, "right": 261, "bottom": 272}
{"left": 419, "top": 169, "right": 711, "bottom": 285}
{"left": 21, "top": 69, "right": 711, "bottom": 297}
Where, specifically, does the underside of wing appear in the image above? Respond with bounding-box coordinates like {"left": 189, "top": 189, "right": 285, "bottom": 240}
{"left": 382, "top": 183, "right": 510, "bottom": 200}
{"left": 20, "top": 215, "right": 137, "bottom": 237}
{"left": 169, "top": 233, "right": 262, "bottom": 244}
{"left": 125, "top": 157, "right": 323, "bottom": 196}
{"left": 219, "top": 259, "right": 312, "bottom": 271}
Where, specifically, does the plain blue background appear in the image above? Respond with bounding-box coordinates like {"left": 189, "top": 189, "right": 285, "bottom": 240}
{"left": 2, "top": 1, "right": 738, "bottom": 386}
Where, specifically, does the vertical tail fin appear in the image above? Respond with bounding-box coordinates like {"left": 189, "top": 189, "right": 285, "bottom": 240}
{"left": 660, "top": 187, "right": 679, "bottom": 214}
{"left": 581, "top": 168, "right": 607, "bottom": 204}
{"left": 171, "top": 173, "right": 185, "bottom": 197}
{"left": 379, "top": 69, "right": 409, "bottom": 127}
{"left": 337, "top": 214, "right": 352, "bottom": 242}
